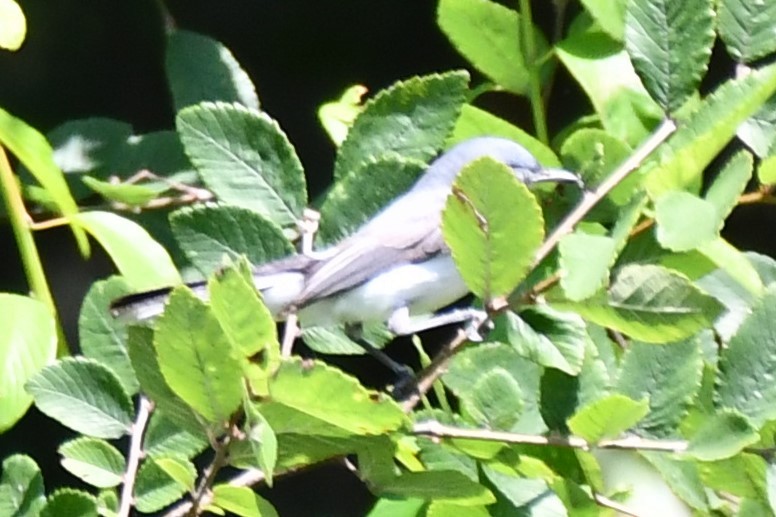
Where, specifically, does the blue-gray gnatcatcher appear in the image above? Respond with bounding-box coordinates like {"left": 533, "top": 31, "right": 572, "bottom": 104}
{"left": 112, "top": 137, "right": 581, "bottom": 339}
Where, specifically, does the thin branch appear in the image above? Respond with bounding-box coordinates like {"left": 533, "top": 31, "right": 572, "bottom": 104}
{"left": 593, "top": 493, "right": 646, "bottom": 517}
{"left": 118, "top": 397, "right": 153, "bottom": 517}
{"left": 413, "top": 420, "right": 689, "bottom": 453}
{"left": 281, "top": 313, "right": 299, "bottom": 358}
{"left": 530, "top": 119, "right": 677, "bottom": 270}
{"left": 163, "top": 469, "right": 266, "bottom": 517}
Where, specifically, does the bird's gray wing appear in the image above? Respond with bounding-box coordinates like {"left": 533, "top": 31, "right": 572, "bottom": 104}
{"left": 294, "top": 225, "right": 446, "bottom": 306}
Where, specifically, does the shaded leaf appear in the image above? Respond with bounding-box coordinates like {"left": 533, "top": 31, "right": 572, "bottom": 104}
{"left": 134, "top": 456, "right": 193, "bottom": 513}
{"left": 334, "top": 71, "right": 468, "bottom": 179}
{"left": 460, "top": 368, "right": 523, "bottom": 430}
{"left": 78, "top": 277, "right": 137, "bottom": 395}
{"left": 716, "top": 284, "right": 776, "bottom": 426}
{"left": 0, "top": 454, "right": 46, "bottom": 517}
{"left": 170, "top": 204, "right": 293, "bottom": 276}
{"left": 552, "top": 264, "right": 723, "bottom": 343}
{"left": 318, "top": 156, "right": 424, "bottom": 243}
{"left": 40, "top": 489, "right": 97, "bottom": 517}
{"left": 380, "top": 470, "right": 494, "bottom": 506}
{"left": 177, "top": 102, "right": 306, "bottom": 230}
{"left": 685, "top": 409, "right": 758, "bottom": 461}
{"left": 58, "top": 437, "right": 125, "bottom": 488}
{"left": 616, "top": 338, "right": 702, "bottom": 437}
{"left": 625, "top": 0, "right": 714, "bottom": 112}
{"left": 166, "top": 30, "right": 259, "bottom": 112}
{"left": 718, "top": 0, "right": 776, "bottom": 63}
{"left": 26, "top": 357, "right": 133, "bottom": 439}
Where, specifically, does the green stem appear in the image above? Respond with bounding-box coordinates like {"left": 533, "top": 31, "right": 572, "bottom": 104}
{"left": 519, "top": 0, "right": 549, "bottom": 145}
{"left": 0, "top": 146, "right": 68, "bottom": 354}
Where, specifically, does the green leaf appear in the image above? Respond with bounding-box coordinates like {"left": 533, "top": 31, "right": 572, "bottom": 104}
{"left": 58, "top": 437, "right": 125, "bottom": 488}
{"left": 319, "top": 156, "right": 424, "bottom": 243}
{"left": 171, "top": 204, "right": 293, "bottom": 275}
{"left": 559, "top": 193, "right": 646, "bottom": 301}
{"left": 559, "top": 232, "right": 617, "bottom": 301}
{"left": 176, "top": 102, "right": 306, "bottom": 230}
{"left": 367, "top": 497, "right": 425, "bottom": 517}
{"left": 697, "top": 237, "right": 764, "bottom": 299}
{"left": 0, "top": 294, "right": 57, "bottom": 432}
{"left": 81, "top": 175, "right": 159, "bottom": 206}
{"left": 740, "top": 97, "right": 776, "bottom": 158}
{"left": 580, "top": 0, "right": 627, "bottom": 40}
{"left": 127, "top": 326, "right": 207, "bottom": 436}
{"left": 625, "top": 0, "right": 714, "bottom": 113}
{"left": 444, "top": 342, "right": 546, "bottom": 434}
{"left": 437, "top": 0, "right": 534, "bottom": 95}
{"left": 505, "top": 307, "right": 589, "bottom": 376}
{"left": 718, "top": 0, "right": 776, "bottom": 63}
{"left": 74, "top": 211, "right": 180, "bottom": 291}
{"left": 318, "top": 84, "right": 366, "bottom": 146}
{"left": 716, "top": 284, "right": 776, "bottom": 426}
{"left": 482, "top": 466, "right": 565, "bottom": 514}
{"left": 553, "top": 264, "right": 722, "bottom": 343}
{"left": 334, "top": 71, "right": 468, "bottom": 179}
{"left": 685, "top": 409, "right": 758, "bottom": 461}
{"left": 568, "top": 394, "right": 649, "bottom": 442}
{"left": 109, "top": 130, "right": 196, "bottom": 179}
{"left": 260, "top": 358, "right": 406, "bottom": 436}
{"left": 165, "top": 30, "right": 259, "bottom": 112}
{"left": 644, "top": 62, "right": 776, "bottom": 196}
{"left": 300, "top": 323, "right": 392, "bottom": 355}
{"left": 40, "top": 489, "right": 98, "bottom": 517}
{"left": 641, "top": 453, "right": 709, "bottom": 511}
{"left": 559, "top": 128, "right": 634, "bottom": 207}
{"left": 616, "top": 338, "right": 702, "bottom": 437}
{"left": 556, "top": 29, "right": 662, "bottom": 146}
{"left": 78, "top": 277, "right": 137, "bottom": 395}
{"left": 449, "top": 105, "right": 561, "bottom": 167}
{"left": 0, "top": 454, "right": 46, "bottom": 517}
{"left": 705, "top": 150, "right": 754, "bottom": 222}
{"left": 460, "top": 368, "right": 523, "bottom": 430}
{"left": 0, "top": 0, "right": 26, "bottom": 50}
{"left": 698, "top": 453, "right": 767, "bottom": 499}
{"left": 760, "top": 154, "right": 776, "bottom": 184}
{"left": 0, "top": 107, "right": 89, "bottom": 254}
{"left": 134, "top": 456, "right": 192, "bottom": 513}
{"left": 26, "top": 357, "right": 133, "bottom": 439}
{"left": 46, "top": 118, "right": 133, "bottom": 200}
{"left": 244, "top": 402, "right": 278, "bottom": 486}
{"left": 380, "top": 470, "right": 495, "bottom": 506}
{"left": 208, "top": 262, "right": 279, "bottom": 361}
{"left": 442, "top": 157, "right": 544, "bottom": 300}
{"left": 154, "top": 287, "right": 243, "bottom": 423}
{"left": 143, "top": 412, "right": 208, "bottom": 458}
{"left": 211, "top": 485, "right": 278, "bottom": 517}
{"left": 654, "top": 191, "right": 718, "bottom": 251}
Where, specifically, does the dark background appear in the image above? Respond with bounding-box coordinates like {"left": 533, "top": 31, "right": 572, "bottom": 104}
{"left": 0, "top": 1, "right": 771, "bottom": 515}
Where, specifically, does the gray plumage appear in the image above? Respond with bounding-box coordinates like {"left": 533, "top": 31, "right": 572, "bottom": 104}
{"left": 112, "top": 137, "right": 581, "bottom": 331}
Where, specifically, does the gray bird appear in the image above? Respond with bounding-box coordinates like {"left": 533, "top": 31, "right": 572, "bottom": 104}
{"left": 112, "top": 137, "right": 581, "bottom": 338}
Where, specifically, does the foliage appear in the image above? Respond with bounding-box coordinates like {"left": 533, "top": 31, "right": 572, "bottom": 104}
{"left": 2, "top": 0, "right": 776, "bottom": 515}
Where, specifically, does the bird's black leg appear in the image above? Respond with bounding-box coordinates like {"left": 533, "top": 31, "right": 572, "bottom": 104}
{"left": 343, "top": 323, "right": 417, "bottom": 400}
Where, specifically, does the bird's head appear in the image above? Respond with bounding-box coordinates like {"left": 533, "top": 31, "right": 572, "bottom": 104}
{"left": 419, "top": 136, "right": 583, "bottom": 190}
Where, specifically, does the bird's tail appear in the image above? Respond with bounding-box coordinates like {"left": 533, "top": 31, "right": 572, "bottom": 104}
{"left": 110, "top": 252, "right": 317, "bottom": 323}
